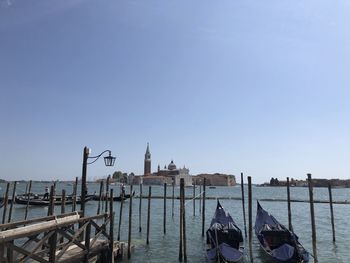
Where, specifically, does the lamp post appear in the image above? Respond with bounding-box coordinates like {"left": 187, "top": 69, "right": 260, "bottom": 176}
{"left": 81, "top": 146, "right": 116, "bottom": 217}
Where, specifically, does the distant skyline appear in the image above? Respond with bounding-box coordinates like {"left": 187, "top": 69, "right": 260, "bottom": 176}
{"left": 1, "top": 0, "right": 349, "bottom": 184}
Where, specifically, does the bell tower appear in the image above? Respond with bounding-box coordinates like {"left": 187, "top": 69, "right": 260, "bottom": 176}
{"left": 144, "top": 143, "right": 151, "bottom": 176}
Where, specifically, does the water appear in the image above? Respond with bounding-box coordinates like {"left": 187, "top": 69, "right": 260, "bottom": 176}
{"left": 1, "top": 182, "right": 349, "bottom": 262}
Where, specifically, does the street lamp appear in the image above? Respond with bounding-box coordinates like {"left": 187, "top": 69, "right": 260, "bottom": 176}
{"left": 81, "top": 146, "right": 116, "bottom": 217}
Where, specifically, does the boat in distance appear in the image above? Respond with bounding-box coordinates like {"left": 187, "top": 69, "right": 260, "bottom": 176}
{"left": 14, "top": 194, "right": 94, "bottom": 206}
{"left": 206, "top": 200, "right": 244, "bottom": 262}
{"left": 255, "top": 201, "right": 309, "bottom": 262}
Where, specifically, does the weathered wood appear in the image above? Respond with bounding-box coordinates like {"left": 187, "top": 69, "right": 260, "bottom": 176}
{"left": 2, "top": 182, "right": 10, "bottom": 224}
{"left": 128, "top": 185, "right": 133, "bottom": 259}
{"left": 179, "top": 179, "right": 183, "bottom": 261}
{"left": 139, "top": 183, "right": 142, "bottom": 232}
{"left": 24, "top": 180, "right": 33, "bottom": 220}
{"left": 286, "top": 177, "right": 292, "bottom": 231}
{"left": 328, "top": 183, "right": 336, "bottom": 242}
{"left": 193, "top": 183, "right": 195, "bottom": 217}
{"left": 199, "top": 185, "right": 202, "bottom": 214}
{"left": 307, "top": 173, "right": 317, "bottom": 262}
{"left": 72, "top": 177, "right": 78, "bottom": 213}
{"left": 248, "top": 176, "right": 253, "bottom": 263}
{"left": 163, "top": 183, "right": 167, "bottom": 235}
{"left": 172, "top": 181, "right": 175, "bottom": 218}
{"left": 48, "top": 185, "right": 55, "bottom": 216}
{"left": 182, "top": 179, "right": 187, "bottom": 261}
{"left": 60, "top": 189, "right": 66, "bottom": 244}
{"left": 81, "top": 147, "right": 89, "bottom": 218}
{"left": 240, "top": 172, "right": 247, "bottom": 239}
{"left": 117, "top": 191, "right": 124, "bottom": 241}
{"left": 146, "top": 186, "right": 151, "bottom": 245}
{"left": 8, "top": 181, "right": 17, "bottom": 223}
{"left": 109, "top": 189, "right": 114, "bottom": 262}
{"left": 105, "top": 175, "right": 110, "bottom": 214}
{"left": 48, "top": 230, "right": 57, "bottom": 263}
{"left": 84, "top": 222, "right": 91, "bottom": 263}
{"left": 201, "top": 178, "right": 206, "bottom": 237}
{"left": 97, "top": 181, "right": 103, "bottom": 215}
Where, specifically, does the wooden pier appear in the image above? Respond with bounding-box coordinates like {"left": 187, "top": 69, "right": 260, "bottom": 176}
{"left": 0, "top": 210, "right": 119, "bottom": 263}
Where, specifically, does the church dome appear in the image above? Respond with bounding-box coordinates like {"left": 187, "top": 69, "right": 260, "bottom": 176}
{"left": 168, "top": 160, "right": 177, "bottom": 170}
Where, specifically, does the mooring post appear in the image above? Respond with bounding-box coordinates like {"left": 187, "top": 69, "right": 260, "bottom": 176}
{"left": 2, "top": 182, "right": 10, "bottom": 224}
{"left": 172, "top": 180, "right": 175, "bottom": 218}
{"left": 105, "top": 175, "right": 110, "bottom": 214}
{"left": 128, "top": 184, "right": 133, "bottom": 259}
{"left": 248, "top": 176, "right": 253, "bottom": 263}
{"left": 328, "top": 183, "right": 336, "bottom": 242}
{"left": 48, "top": 185, "right": 55, "bottom": 216}
{"left": 201, "top": 178, "right": 206, "bottom": 237}
{"left": 8, "top": 181, "right": 17, "bottom": 223}
{"left": 182, "top": 179, "right": 187, "bottom": 261}
{"left": 24, "top": 180, "right": 32, "bottom": 220}
{"left": 84, "top": 220, "right": 91, "bottom": 263}
{"left": 139, "top": 183, "right": 142, "bottom": 232}
{"left": 72, "top": 177, "right": 78, "bottom": 213}
{"left": 49, "top": 230, "right": 57, "bottom": 263}
{"left": 307, "top": 173, "right": 317, "bottom": 262}
{"left": 199, "top": 184, "right": 202, "bottom": 214}
{"left": 193, "top": 182, "right": 195, "bottom": 217}
{"left": 164, "top": 183, "right": 167, "bottom": 235}
{"left": 286, "top": 177, "right": 292, "bottom": 231}
{"left": 179, "top": 179, "right": 183, "bottom": 261}
{"left": 241, "top": 172, "right": 247, "bottom": 239}
{"left": 146, "top": 186, "right": 152, "bottom": 245}
{"left": 117, "top": 191, "right": 123, "bottom": 241}
{"left": 61, "top": 189, "right": 66, "bottom": 215}
{"left": 109, "top": 189, "right": 114, "bottom": 263}
{"left": 97, "top": 181, "right": 103, "bottom": 214}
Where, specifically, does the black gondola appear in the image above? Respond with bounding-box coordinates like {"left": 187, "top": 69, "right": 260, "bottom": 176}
{"left": 255, "top": 201, "right": 309, "bottom": 262}
{"left": 14, "top": 195, "right": 93, "bottom": 206}
{"left": 206, "top": 200, "right": 244, "bottom": 262}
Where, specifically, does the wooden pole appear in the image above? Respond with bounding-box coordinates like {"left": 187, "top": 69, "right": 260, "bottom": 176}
{"left": 128, "top": 184, "right": 133, "bottom": 259}
{"left": 24, "top": 180, "right": 32, "bottom": 220}
{"left": 193, "top": 182, "right": 195, "bottom": 217}
{"left": 172, "top": 180, "right": 175, "bottom": 218}
{"left": 97, "top": 181, "right": 103, "bottom": 214}
{"left": 163, "top": 183, "right": 167, "bottom": 235}
{"left": 139, "top": 183, "right": 142, "bottom": 232}
{"left": 182, "top": 179, "right": 187, "bottom": 261}
{"left": 117, "top": 191, "right": 123, "bottom": 241}
{"left": 286, "top": 177, "right": 292, "bottom": 231}
{"left": 179, "top": 179, "right": 183, "bottom": 261}
{"left": 307, "top": 173, "right": 317, "bottom": 262}
{"left": 146, "top": 186, "right": 151, "bottom": 245}
{"left": 80, "top": 147, "right": 89, "bottom": 218}
{"left": 48, "top": 185, "right": 55, "bottom": 216}
{"left": 199, "top": 184, "right": 202, "bottom": 214}
{"left": 61, "top": 189, "right": 66, "bottom": 215}
{"left": 109, "top": 189, "right": 114, "bottom": 262}
{"left": 49, "top": 230, "right": 57, "bottom": 263}
{"left": 72, "top": 177, "right": 78, "bottom": 213}
{"left": 328, "top": 183, "right": 336, "bottom": 242}
{"left": 248, "top": 176, "right": 254, "bottom": 263}
{"left": 240, "top": 172, "right": 247, "bottom": 239}
{"left": 2, "top": 182, "right": 10, "bottom": 224}
{"left": 201, "top": 178, "right": 206, "bottom": 237}
{"left": 8, "top": 181, "right": 17, "bottom": 223}
{"left": 105, "top": 175, "right": 110, "bottom": 214}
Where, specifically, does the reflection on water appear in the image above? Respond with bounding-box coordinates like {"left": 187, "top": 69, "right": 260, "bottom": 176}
{"left": 1, "top": 182, "right": 349, "bottom": 262}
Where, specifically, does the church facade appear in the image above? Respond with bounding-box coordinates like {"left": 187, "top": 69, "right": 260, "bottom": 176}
{"left": 142, "top": 144, "right": 193, "bottom": 186}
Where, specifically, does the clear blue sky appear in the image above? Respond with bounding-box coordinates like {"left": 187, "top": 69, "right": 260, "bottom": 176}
{"left": 1, "top": 0, "right": 349, "bottom": 183}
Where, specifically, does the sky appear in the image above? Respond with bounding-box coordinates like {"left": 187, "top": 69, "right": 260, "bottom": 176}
{"left": 0, "top": 0, "right": 350, "bottom": 183}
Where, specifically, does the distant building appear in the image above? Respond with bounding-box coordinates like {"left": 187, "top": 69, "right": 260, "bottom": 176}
{"left": 144, "top": 143, "right": 151, "bottom": 176}
{"left": 193, "top": 173, "right": 237, "bottom": 186}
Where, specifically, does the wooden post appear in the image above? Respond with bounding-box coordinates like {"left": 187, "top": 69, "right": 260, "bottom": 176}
{"left": 117, "top": 190, "right": 124, "bottom": 241}
{"left": 182, "top": 179, "right": 187, "bottom": 261}
{"left": 81, "top": 147, "right": 89, "bottom": 218}
{"left": 307, "top": 173, "right": 317, "bottom": 261}
{"left": 72, "top": 177, "right": 78, "bottom": 212}
{"left": 8, "top": 181, "right": 17, "bottom": 223}
{"left": 248, "top": 176, "right": 252, "bottom": 249}
{"left": 128, "top": 184, "right": 133, "bottom": 259}
{"left": 193, "top": 182, "right": 195, "bottom": 217}
{"left": 179, "top": 179, "right": 183, "bottom": 261}
{"left": 328, "top": 183, "right": 336, "bottom": 242}
{"left": 2, "top": 182, "right": 10, "bottom": 224}
{"left": 109, "top": 189, "right": 114, "bottom": 262}
{"left": 48, "top": 185, "right": 55, "bottom": 216}
{"left": 97, "top": 181, "right": 103, "bottom": 214}
{"left": 286, "top": 177, "right": 292, "bottom": 231}
{"left": 24, "top": 180, "right": 32, "bottom": 220}
{"left": 240, "top": 173, "right": 247, "bottom": 239}
{"left": 139, "top": 183, "right": 142, "bottom": 232}
{"left": 163, "top": 183, "right": 167, "bottom": 235}
{"left": 201, "top": 178, "right": 206, "bottom": 237}
{"left": 172, "top": 180, "right": 175, "bottom": 218}
{"left": 105, "top": 175, "right": 110, "bottom": 214}
{"left": 199, "top": 184, "right": 202, "bottom": 214}
{"left": 146, "top": 186, "right": 152, "bottom": 245}
{"left": 49, "top": 230, "right": 58, "bottom": 263}
{"left": 60, "top": 189, "right": 66, "bottom": 244}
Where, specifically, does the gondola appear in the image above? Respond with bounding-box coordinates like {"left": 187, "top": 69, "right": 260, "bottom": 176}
{"left": 255, "top": 201, "right": 309, "bottom": 262}
{"left": 14, "top": 195, "right": 93, "bottom": 206}
{"left": 93, "top": 190, "right": 135, "bottom": 201}
{"left": 206, "top": 200, "right": 244, "bottom": 263}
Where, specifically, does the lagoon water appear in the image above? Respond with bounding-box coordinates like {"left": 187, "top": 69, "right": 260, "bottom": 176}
{"left": 1, "top": 182, "right": 349, "bottom": 262}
